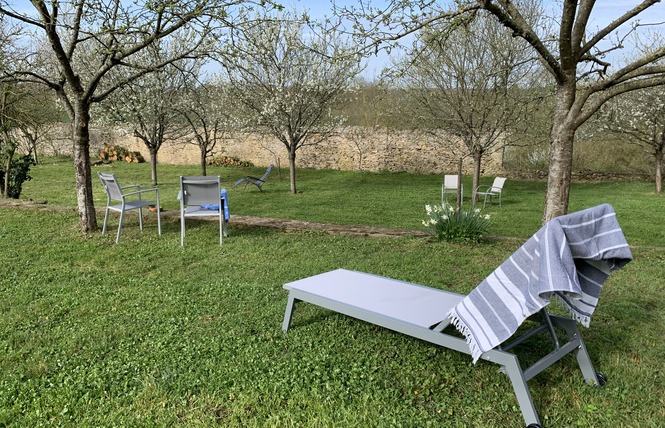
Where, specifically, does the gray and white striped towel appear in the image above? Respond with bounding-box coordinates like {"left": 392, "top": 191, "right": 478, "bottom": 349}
{"left": 448, "top": 204, "right": 633, "bottom": 363}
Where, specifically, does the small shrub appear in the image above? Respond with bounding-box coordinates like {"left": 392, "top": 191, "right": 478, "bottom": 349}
{"left": 207, "top": 155, "right": 253, "bottom": 167}
{"left": 422, "top": 202, "right": 491, "bottom": 243}
{"left": 98, "top": 144, "right": 144, "bottom": 163}
{"left": 0, "top": 154, "right": 36, "bottom": 198}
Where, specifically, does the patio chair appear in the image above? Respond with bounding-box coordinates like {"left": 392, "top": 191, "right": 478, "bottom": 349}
{"left": 282, "top": 204, "right": 632, "bottom": 428}
{"left": 98, "top": 172, "right": 161, "bottom": 244}
{"left": 475, "top": 176, "right": 506, "bottom": 208}
{"left": 179, "top": 176, "right": 228, "bottom": 247}
{"left": 234, "top": 164, "right": 274, "bottom": 191}
{"left": 441, "top": 174, "right": 463, "bottom": 205}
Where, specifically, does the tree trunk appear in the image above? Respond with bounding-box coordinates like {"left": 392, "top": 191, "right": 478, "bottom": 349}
{"left": 3, "top": 150, "right": 13, "bottom": 198}
{"left": 544, "top": 83, "right": 577, "bottom": 222}
{"left": 289, "top": 146, "right": 297, "bottom": 194}
{"left": 471, "top": 149, "right": 482, "bottom": 203}
{"left": 73, "top": 104, "right": 98, "bottom": 233}
{"left": 150, "top": 148, "right": 158, "bottom": 185}
{"left": 655, "top": 145, "right": 663, "bottom": 195}
{"left": 200, "top": 147, "right": 207, "bottom": 176}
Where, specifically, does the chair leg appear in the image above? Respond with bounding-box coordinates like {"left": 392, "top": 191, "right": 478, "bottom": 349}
{"left": 156, "top": 205, "right": 162, "bottom": 236}
{"left": 138, "top": 207, "right": 144, "bottom": 231}
{"left": 102, "top": 208, "right": 110, "bottom": 234}
{"left": 156, "top": 193, "right": 161, "bottom": 236}
{"left": 116, "top": 210, "right": 125, "bottom": 244}
{"left": 219, "top": 212, "right": 224, "bottom": 247}
{"left": 180, "top": 215, "right": 185, "bottom": 247}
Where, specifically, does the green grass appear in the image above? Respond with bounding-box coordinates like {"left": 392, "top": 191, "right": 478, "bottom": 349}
{"left": 21, "top": 158, "right": 664, "bottom": 245}
{"left": 1, "top": 159, "right": 663, "bottom": 427}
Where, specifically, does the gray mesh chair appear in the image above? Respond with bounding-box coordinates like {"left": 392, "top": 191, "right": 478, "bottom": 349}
{"left": 98, "top": 172, "right": 161, "bottom": 244}
{"left": 179, "top": 176, "right": 226, "bottom": 247}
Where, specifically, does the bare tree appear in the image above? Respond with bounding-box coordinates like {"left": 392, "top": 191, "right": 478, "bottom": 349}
{"left": 397, "top": 9, "right": 539, "bottom": 201}
{"left": 337, "top": 0, "right": 665, "bottom": 221}
{"left": 218, "top": 11, "right": 362, "bottom": 193}
{"left": 0, "top": 0, "right": 274, "bottom": 233}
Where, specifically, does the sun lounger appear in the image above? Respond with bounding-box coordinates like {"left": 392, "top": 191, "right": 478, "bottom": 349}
{"left": 282, "top": 204, "right": 632, "bottom": 428}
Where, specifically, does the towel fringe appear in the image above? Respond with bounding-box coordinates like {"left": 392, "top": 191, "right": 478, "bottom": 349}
{"left": 448, "top": 310, "right": 483, "bottom": 364}
{"left": 554, "top": 294, "right": 591, "bottom": 328}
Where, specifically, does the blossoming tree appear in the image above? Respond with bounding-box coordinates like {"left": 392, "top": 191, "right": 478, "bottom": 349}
{"left": 217, "top": 11, "right": 362, "bottom": 193}
{"left": 597, "top": 87, "right": 665, "bottom": 194}
{"left": 0, "top": 0, "right": 276, "bottom": 233}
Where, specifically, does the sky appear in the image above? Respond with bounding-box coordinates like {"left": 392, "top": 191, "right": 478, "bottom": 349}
{"left": 5, "top": 0, "right": 665, "bottom": 79}
{"left": 293, "top": 0, "right": 665, "bottom": 79}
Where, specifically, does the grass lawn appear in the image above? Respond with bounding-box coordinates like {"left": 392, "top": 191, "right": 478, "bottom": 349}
{"left": 1, "top": 159, "right": 663, "bottom": 427}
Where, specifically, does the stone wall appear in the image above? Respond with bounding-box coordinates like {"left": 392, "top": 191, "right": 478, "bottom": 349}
{"left": 49, "top": 125, "right": 506, "bottom": 175}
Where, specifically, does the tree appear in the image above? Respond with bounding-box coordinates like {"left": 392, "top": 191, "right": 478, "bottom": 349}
{"left": 0, "top": 83, "right": 39, "bottom": 198}
{"left": 595, "top": 87, "right": 665, "bottom": 194}
{"left": 337, "top": 0, "right": 665, "bottom": 220}
{"left": 218, "top": 11, "right": 362, "bottom": 193}
{"left": 396, "top": 9, "right": 539, "bottom": 201}
{"left": 94, "top": 47, "right": 196, "bottom": 185}
{"left": 179, "top": 80, "right": 235, "bottom": 176}
{"left": 0, "top": 0, "right": 274, "bottom": 233}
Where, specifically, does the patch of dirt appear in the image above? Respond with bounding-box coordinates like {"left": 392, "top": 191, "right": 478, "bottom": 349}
{"left": 1, "top": 198, "right": 429, "bottom": 239}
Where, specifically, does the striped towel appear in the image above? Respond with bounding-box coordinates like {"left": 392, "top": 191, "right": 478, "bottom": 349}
{"left": 448, "top": 204, "right": 633, "bottom": 363}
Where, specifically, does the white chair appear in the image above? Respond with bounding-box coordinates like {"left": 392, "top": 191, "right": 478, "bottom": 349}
{"left": 179, "top": 176, "right": 226, "bottom": 247}
{"left": 441, "top": 174, "right": 463, "bottom": 205}
{"left": 98, "top": 172, "right": 161, "bottom": 244}
{"left": 475, "top": 177, "right": 506, "bottom": 208}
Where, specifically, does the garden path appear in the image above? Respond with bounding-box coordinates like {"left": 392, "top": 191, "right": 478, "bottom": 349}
{"left": 1, "top": 199, "right": 429, "bottom": 239}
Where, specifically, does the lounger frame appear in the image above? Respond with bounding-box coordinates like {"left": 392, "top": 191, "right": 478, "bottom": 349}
{"left": 282, "top": 269, "right": 603, "bottom": 428}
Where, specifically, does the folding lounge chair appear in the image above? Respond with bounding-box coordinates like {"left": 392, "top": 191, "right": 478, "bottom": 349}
{"left": 234, "top": 164, "right": 274, "bottom": 191}
{"left": 282, "top": 204, "right": 632, "bottom": 428}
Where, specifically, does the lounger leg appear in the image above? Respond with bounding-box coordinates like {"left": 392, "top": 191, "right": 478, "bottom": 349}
{"left": 282, "top": 295, "right": 299, "bottom": 332}
{"left": 500, "top": 353, "right": 541, "bottom": 427}
{"left": 552, "top": 316, "right": 600, "bottom": 386}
